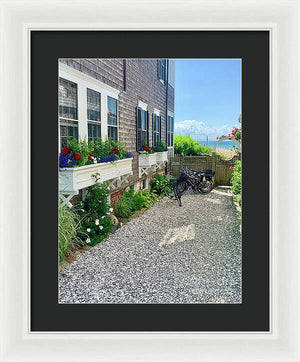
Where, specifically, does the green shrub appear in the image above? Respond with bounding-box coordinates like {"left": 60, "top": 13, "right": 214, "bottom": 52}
{"left": 231, "top": 160, "right": 242, "bottom": 205}
{"left": 138, "top": 189, "right": 158, "bottom": 207}
{"left": 113, "top": 189, "right": 158, "bottom": 218}
{"left": 58, "top": 203, "right": 81, "bottom": 261}
{"left": 75, "top": 183, "right": 113, "bottom": 246}
{"left": 150, "top": 173, "right": 171, "bottom": 195}
{"left": 113, "top": 197, "right": 134, "bottom": 218}
{"left": 174, "top": 135, "right": 212, "bottom": 156}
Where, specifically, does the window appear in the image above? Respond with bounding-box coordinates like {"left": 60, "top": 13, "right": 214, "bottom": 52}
{"left": 152, "top": 113, "right": 161, "bottom": 148}
{"left": 136, "top": 107, "right": 149, "bottom": 151}
{"left": 157, "top": 59, "right": 166, "bottom": 82}
{"left": 107, "top": 96, "right": 118, "bottom": 142}
{"left": 59, "top": 77, "right": 78, "bottom": 148}
{"left": 88, "top": 123, "right": 101, "bottom": 142}
{"left": 167, "top": 115, "right": 174, "bottom": 147}
{"left": 60, "top": 121, "right": 78, "bottom": 148}
{"left": 168, "top": 59, "right": 175, "bottom": 88}
{"left": 87, "top": 88, "right": 101, "bottom": 121}
{"left": 87, "top": 88, "right": 101, "bottom": 142}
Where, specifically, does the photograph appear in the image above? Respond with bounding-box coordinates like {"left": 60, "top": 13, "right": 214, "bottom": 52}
{"left": 58, "top": 57, "right": 242, "bottom": 304}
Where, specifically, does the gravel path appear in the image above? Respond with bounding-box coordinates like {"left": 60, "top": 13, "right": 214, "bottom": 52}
{"left": 59, "top": 187, "right": 242, "bottom": 304}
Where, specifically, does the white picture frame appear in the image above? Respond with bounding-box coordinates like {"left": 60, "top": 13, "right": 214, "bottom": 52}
{"left": 0, "top": 0, "right": 299, "bottom": 361}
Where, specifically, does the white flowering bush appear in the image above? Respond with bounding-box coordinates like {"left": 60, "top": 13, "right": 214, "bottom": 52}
{"left": 75, "top": 183, "right": 113, "bottom": 246}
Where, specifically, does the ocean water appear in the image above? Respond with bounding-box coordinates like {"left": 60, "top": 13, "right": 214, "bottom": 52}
{"left": 198, "top": 140, "right": 237, "bottom": 150}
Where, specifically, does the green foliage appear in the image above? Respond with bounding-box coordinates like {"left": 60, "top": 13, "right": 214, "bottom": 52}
{"left": 75, "top": 183, "right": 113, "bottom": 246}
{"left": 174, "top": 135, "right": 212, "bottom": 156}
{"left": 67, "top": 138, "right": 92, "bottom": 166}
{"left": 58, "top": 203, "right": 81, "bottom": 261}
{"left": 113, "top": 189, "right": 158, "bottom": 218}
{"left": 90, "top": 138, "right": 128, "bottom": 161}
{"left": 150, "top": 173, "right": 171, "bottom": 195}
{"left": 113, "top": 197, "right": 134, "bottom": 218}
{"left": 231, "top": 160, "right": 242, "bottom": 205}
{"left": 154, "top": 140, "right": 167, "bottom": 152}
{"left": 138, "top": 189, "right": 158, "bottom": 207}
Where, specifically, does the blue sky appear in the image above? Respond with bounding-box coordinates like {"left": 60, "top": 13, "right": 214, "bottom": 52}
{"left": 174, "top": 59, "right": 241, "bottom": 141}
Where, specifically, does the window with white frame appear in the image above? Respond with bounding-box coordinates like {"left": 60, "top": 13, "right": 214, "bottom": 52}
{"left": 167, "top": 115, "right": 174, "bottom": 147}
{"left": 107, "top": 96, "right": 118, "bottom": 142}
{"left": 152, "top": 113, "right": 161, "bottom": 148}
{"left": 136, "top": 107, "right": 149, "bottom": 151}
{"left": 59, "top": 77, "right": 78, "bottom": 148}
{"left": 157, "top": 59, "right": 166, "bottom": 82}
{"left": 87, "top": 88, "right": 101, "bottom": 142}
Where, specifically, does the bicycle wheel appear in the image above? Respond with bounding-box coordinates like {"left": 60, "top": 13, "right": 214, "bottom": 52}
{"left": 165, "top": 187, "right": 174, "bottom": 199}
{"left": 177, "top": 180, "right": 187, "bottom": 194}
{"left": 198, "top": 179, "right": 214, "bottom": 194}
{"left": 174, "top": 186, "right": 182, "bottom": 207}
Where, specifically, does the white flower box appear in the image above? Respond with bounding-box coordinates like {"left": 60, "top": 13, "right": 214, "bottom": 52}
{"left": 59, "top": 158, "right": 133, "bottom": 193}
{"left": 155, "top": 151, "right": 168, "bottom": 162}
{"left": 138, "top": 153, "right": 157, "bottom": 167}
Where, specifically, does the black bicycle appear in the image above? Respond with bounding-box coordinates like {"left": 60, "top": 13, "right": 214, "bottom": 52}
{"left": 165, "top": 178, "right": 182, "bottom": 207}
{"left": 178, "top": 166, "right": 215, "bottom": 194}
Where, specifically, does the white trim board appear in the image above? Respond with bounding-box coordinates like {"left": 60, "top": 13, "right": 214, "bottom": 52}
{"left": 138, "top": 100, "right": 148, "bottom": 111}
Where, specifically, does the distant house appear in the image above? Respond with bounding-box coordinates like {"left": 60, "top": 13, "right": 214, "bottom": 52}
{"left": 58, "top": 58, "right": 175, "bottom": 202}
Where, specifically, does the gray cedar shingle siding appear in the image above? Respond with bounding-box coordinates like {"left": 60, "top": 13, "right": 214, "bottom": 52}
{"left": 59, "top": 58, "right": 173, "bottom": 185}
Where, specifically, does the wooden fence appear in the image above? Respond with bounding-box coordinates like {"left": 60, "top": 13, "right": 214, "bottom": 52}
{"left": 170, "top": 154, "right": 240, "bottom": 186}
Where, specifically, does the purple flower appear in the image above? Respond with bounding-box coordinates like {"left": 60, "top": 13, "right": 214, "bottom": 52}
{"left": 126, "top": 152, "right": 133, "bottom": 158}
{"left": 100, "top": 154, "right": 117, "bottom": 163}
{"left": 59, "top": 154, "right": 77, "bottom": 168}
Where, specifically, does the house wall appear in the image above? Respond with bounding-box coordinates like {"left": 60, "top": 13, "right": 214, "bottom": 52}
{"left": 59, "top": 58, "right": 174, "bottom": 195}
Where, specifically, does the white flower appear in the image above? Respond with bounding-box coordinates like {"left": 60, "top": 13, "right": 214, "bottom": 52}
{"left": 87, "top": 228, "right": 91, "bottom": 232}
{"left": 109, "top": 207, "right": 113, "bottom": 213}
{"left": 93, "top": 159, "right": 97, "bottom": 164}
{"left": 86, "top": 238, "right": 91, "bottom": 244}
{"left": 99, "top": 225, "right": 103, "bottom": 230}
{"left": 81, "top": 209, "right": 85, "bottom": 212}
{"left": 102, "top": 215, "right": 105, "bottom": 219}
{"left": 95, "top": 219, "right": 99, "bottom": 225}
{"left": 120, "top": 222, "right": 123, "bottom": 226}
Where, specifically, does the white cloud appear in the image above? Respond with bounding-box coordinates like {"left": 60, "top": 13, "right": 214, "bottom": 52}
{"left": 174, "top": 120, "right": 236, "bottom": 141}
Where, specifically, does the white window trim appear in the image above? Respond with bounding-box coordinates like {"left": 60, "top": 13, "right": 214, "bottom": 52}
{"left": 58, "top": 63, "right": 119, "bottom": 147}
{"left": 167, "top": 111, "right": 174, "bottom": 149}
{"left": 138, "top": 100, "right": 148, "bottom": 111}
{"left": 107, "top": 96, "right": 119, "bottom": 143}
{"left": 154, "top": 108, "right": 160, "bottom": 116}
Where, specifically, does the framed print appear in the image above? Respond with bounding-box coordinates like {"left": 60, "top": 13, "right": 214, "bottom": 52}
{"left": 30, "top": 30, "right": 268, "bottom": 332}
{"left": 1, "top": 0, "right": 300, "bottom": 361}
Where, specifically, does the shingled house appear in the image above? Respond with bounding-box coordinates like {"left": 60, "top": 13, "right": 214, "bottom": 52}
{"left": 58, "top": 58, "right": 175, "bottom": 204}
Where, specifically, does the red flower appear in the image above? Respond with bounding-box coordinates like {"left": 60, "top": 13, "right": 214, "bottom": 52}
{"left": 111, "top": 148, "right": 119, "bottom": 154}
{"left": 74, "top": 153, "right": 81, "bottom": 161}
{"left": 61, "top": 147, "right": 72, "bottom": 156}
{"left": 88, "top": 155, "right": 93, "bottom": 161}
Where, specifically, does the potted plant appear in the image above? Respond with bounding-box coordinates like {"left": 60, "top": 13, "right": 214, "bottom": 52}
{"left": 59, "top": 138, "right": 133, "bottom": 193}
{"left": 154, "top": 140, "right": 168, "bottom": 162}
{"left": 138, "top": 144, "right": 157, "bottom": 167}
